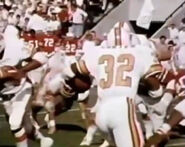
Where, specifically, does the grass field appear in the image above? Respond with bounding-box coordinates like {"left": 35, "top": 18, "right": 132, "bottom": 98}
{"left": 0, "top": 88, "right": 185, "bottom": 147}
{"left": 0, "top": 88, "right": 103, "bottom": 147}
{"left": 0, "top": 102, "right": 105, "bottom": 147}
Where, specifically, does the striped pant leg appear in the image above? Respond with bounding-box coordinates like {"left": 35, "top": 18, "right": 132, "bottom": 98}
{"left": 112, "top": 98, "right": 144, "bottom": 147}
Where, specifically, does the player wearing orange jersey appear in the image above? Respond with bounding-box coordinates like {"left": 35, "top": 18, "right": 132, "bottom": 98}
{"left": 37, "top": 32, "right": 60, "bottom": 53}
{"left": 22, "top": 30, "right": 39, "bottom": 55}
{"left": 61, "top": 36, "right": 81, "bottom": 56}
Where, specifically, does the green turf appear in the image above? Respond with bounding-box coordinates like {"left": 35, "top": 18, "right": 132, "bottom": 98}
{"left": 0, "top": 96, "right": 185, "bottom": 147}
{"left": 0, "top": 102, "right": 104, "bottom": 147}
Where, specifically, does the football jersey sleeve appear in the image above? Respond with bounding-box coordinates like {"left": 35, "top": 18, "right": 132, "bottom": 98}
{"left": 81, "top": 46, "right": 100, "bottom": 77}
{"left": 32, "top": 51, "right": 48, "bottom": 64}
{"left": 137, "top": 45, "right": 163, "bottom": 79}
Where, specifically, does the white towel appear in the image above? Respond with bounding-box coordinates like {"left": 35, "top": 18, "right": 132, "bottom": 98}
{"left": 136, "top": 0, "right": 154, "bottom": 29}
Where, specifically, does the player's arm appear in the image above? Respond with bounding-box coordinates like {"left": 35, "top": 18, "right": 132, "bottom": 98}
{"left": 0, "top": 66, "right": 24, "bottom": 80}
{"left": 19, "top": 52, "right": 48, "bottom": 73}
{"left": 157, "top": 83, "right": 185, "bottom": 133}
{"left": 145, "top": 81, "right": 185, "bottom": 147}
{"left": 0, "top": 66, "right": 13, "bottom": 79}
{"left": 20, "top": 59, "right": 42, "bottom": 73}
{"left": 145, "top": 99, "right": 185, "bottom": 147}
{"left": 156, "top": 71, "right": 185, "bottom": 112}
{"left": 144, "top": 108, "right": 183, "bottom": 147}
{"left": 143, "top": 63, "right": 164, "bottom": 98}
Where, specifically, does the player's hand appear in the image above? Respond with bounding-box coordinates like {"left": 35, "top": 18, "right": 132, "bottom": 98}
{"left": 0, "top": 66, "right": 17, "bottom": 79}
{"left": 144, "top": 133, "right": 168, "bottom": 147}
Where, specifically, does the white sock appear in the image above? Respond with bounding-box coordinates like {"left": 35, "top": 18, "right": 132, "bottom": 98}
{"left": 16, "top": 139, "right": 28, "bottom": 147}
{"left": 35, "top": 130, "right": 44, "bottom": 140}
{"left": 86, "top": 125, "right": 97, "bottom": 140}
{"left": 48, "top": 120, "right": 55, "bottom": 128}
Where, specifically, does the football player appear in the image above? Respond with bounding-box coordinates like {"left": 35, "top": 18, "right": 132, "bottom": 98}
{"left": 37, "top": 29, "right": 60, "bottom": 53}
{"left": 1, "top": 25, "right": 53, "bottom": 147}
{"left": 63, "top": 41, "right": 164, "bottom": 147}
{"left": 60, "top": 33, "right": 81, "bottom": 56}
{"left": 80, "top": 27, "right": 157, "bottom": 147}
{"left": 32, "top": 50, "right": 92, "bottom": 134}
{"left": 144, "top": 70, "right": 185, "bottom": 147}
{"left": 135, "top": 40, "right": 178, "bottom": 140}
{"left": 22, "top": 29, "right": 39, "bottom": 55}
{"left": 144, "top": 52, "right": 185, "bottom": 147}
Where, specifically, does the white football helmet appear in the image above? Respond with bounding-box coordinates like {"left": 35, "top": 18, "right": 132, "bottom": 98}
{"left": 106, "top": 22, "right": 132, "bottom": 48}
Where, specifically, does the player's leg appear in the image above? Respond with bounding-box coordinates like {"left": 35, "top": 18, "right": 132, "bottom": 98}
{"left": 44, "top": 94, "right": 56, "bottom": 134}
{"left": 79, "top": 90, "right": 98, "bottom": 146}
{"left": 31, "top": 105, "right": 43, "bottom": 130}
{"left": 31, "top": 84, "right": 47, "bottom": 129}
{"left": 80, "top": 118, "right": 97, "bottom": 146}
{"left": 112, "top": 98, "right": 144, "bottom": 147}
{"left": 95, "top": 99, "right": 115, "bottom": 145}
{"left": 5, "top": 83, "right": 32, "bottom": 147}
{"left": 44, "top": 94, "right": 75, "bottom": 134}
{"left": 32, "top": 84, "right": 47, "bottom": 107}
{"left": 78, "top": 90, "right": 90, "bottom": 120}
{"left": 23, "top": 110, "right": 54, "bottom": 147}
{"left": 3, "top": 101, "right": 28, "bottom": 147}
{"left": 97, "top": 97, "right": 144, "bottom": 147}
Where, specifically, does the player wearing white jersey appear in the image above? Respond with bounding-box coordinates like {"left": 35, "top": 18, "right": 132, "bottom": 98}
{"left": 1, "top": 25, "right": 53, "bottom": 147}
{"left": 31, "top": 50, "right": 91, "bottom": 135}
{"left": 64, "top": 44, "right": 163, "bottom": 147}
{"left": 80, "top": 27, "right": 157, "bottom": 147}
{"left": 32, "top": 51, "right": 75, "bottom": 134}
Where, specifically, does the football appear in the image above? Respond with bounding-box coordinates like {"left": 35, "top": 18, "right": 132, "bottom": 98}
{"left": 66, "top": 76, "right": 92, "bottom": 93}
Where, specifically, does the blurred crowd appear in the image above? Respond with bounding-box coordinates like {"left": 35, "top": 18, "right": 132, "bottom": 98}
{"left": 0, "top": 0, "right": 122, "bottom": 36}
{"left": 0, "top": 0, "right": 123, "bottom": 58}
{"left": 0, "top": 0, "right": 89, "bottom": 37}
{"left": 151, "top": 19, "right": 185, "bottom": 71}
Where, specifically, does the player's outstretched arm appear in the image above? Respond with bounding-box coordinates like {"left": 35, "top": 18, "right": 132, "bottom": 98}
{"left": 0, "top": 66, "right": 23, "bottom": 79}
{"left": 20, "top": 59, "right": 42, "bottom": 73}
{"left": 144, "top": 104, "right": 184, "bottom": 147}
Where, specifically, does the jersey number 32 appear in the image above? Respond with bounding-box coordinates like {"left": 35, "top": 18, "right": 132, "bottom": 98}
{"left": 99, "top": 54, "right": 135, "bottom": 89}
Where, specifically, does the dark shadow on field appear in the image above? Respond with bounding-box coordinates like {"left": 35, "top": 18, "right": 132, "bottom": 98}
{"left": 41, "top": 124, "right": 86, "bottom": 133}
{"left": 0, "top": 145, "right": 16, "bottom": 147}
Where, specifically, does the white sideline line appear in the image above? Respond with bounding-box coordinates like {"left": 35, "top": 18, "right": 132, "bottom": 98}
{"left": 166, "top": 143, "right": 185, "bottom": 147}
{"left": 0, "top": 108, "right": 80, "bottom": 118}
